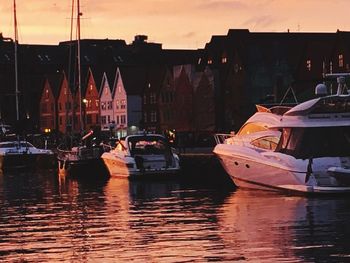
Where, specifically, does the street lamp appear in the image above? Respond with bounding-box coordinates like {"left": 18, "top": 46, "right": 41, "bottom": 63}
{"left": 82, "top": 98, "right": 88, "bottom": 130}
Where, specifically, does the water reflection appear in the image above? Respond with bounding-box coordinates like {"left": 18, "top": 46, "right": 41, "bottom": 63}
{"left": 1, "top": 171, "right": 350, "bottom": 262}
{"left": 219, "top": 190, "right": 350, "bottom": 263}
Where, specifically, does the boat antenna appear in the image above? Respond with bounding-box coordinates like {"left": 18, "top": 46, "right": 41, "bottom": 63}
{"left": 77, "top": 0, "right": 83, "bottom": 132}
{"left": 13, "top": 0, "right": 19, "bottom": 121}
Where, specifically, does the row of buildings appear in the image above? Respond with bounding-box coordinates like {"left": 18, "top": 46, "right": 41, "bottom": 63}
{"left": 1, "top": 29, "right": 350, "bottom": 140}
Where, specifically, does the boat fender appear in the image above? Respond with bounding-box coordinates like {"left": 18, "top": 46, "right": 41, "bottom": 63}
{"left": 305, "top": 158, "right": 313, "bottom": 183}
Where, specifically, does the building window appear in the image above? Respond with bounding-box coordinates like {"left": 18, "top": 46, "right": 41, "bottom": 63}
{"left": 150, "top": 93, "right": 156, "bottom": 104}
{"left": 41, "top": 103, "right": 47, "bottom": 113}
{"left": 118, "top": 86, "right": 122, "bottom": 93}
{"left": 115, "top": 100, "right": 119, "bottom": 110}
{"left": 121, "top": 99, "right": 126, "bottom": 109}
{"left": 143, "top": 94, "right": 147, "bottom": 105}
{"left": 116, "top": 115, "right": 120, "bottom": 125}
{"left": 65, "top": 102, "right": 71, "bottom": 110}
{"left": 150, "top": 111, "right": 157, "bottom": 122}
{"left": 107, "top": 101, "right": 112, "bottom": 109}
{"left": 68, "top": 116, "right": 72, "bottom": 125}
{"left": 306, "top": 59, "right": 311, "bottom": 71}
{"left": 208, "top": 59, "right": 213, "bottom": 64}
{"left": 101, "top": 116, "right": 106, "bottom": 124}
{"left": 101, "top": 102, "right": 106, "bottom": 110}
{"left": 120, "top": 115, "right": 126, "bottom": 124}
{"left": 339, "top": 54, "right": 344, "bottom": 68}
{"left": 222, "top": 57, "right": 227, "bottom": 64}
{"left": 143, "top": 112, "right": 147, "bottom": 123}
{"left": 87, "top": 114, "right": 92, "bottom": 124}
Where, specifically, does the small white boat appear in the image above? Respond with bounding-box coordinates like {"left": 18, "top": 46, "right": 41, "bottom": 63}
{"left": 214, "top": 75, "right": 350, "bottom": 194}
{"left": 101, "top": 134, "right": 180, "bottom": 178}
{"left": 0, "top": 140, "right": 54, "bottom": 172}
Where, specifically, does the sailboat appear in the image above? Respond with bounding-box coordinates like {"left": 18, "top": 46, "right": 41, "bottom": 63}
{"left": 0, "top": 0, "right": 55, "bottom": 173}
{"left": 56, "top": 0, "right": 110, "bottom": 177}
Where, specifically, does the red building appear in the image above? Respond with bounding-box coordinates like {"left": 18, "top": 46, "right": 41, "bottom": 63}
{"left": 173, "top": 65, "right": 194, "bottom": 132}
{"left": 39, "top": 74, "right": 61, "bottom": 133}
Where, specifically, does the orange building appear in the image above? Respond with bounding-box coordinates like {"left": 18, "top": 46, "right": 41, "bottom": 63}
{"left": 82, "top": 68, "right": 101, "bottom": 131}
{"left": 57, "top": 71, "right": 75, "bottom": 134}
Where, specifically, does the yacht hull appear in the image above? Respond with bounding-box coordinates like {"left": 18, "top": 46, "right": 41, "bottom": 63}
{"left": 102, "top": 153, "right": 180, "bottom": 179}
{"left": 215, "top": 149, "right": 350, "bottom": 194}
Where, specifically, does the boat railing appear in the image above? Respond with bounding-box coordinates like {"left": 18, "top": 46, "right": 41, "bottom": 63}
{"left": 57, "top": 143, "right": 113, "bottom": 161}
{"left": 214, "top": 133, "right": 256, "bottom": 147}
{"left": 213, "top": 133, "right": 234, "bottom": 145}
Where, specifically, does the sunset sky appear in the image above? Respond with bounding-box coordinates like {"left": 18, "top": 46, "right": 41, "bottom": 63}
{"left": 1, "top": 0, "right": 349, "bottom": 49}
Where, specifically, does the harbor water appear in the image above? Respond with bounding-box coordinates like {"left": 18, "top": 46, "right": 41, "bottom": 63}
{"left": 1, "top": 168, "right": 350, "bottom": 262}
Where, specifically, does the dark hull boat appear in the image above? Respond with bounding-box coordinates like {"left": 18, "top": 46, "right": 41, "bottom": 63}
{"left": 57, "top": 144, "right": 109, "bottom": 177}
{"left": 0, "top": 140, "right": 55, "bottom": 173}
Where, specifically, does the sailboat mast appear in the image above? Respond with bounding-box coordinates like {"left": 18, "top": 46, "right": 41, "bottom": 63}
{"left": 66, "top": 0, "right": 75, "bottom": 132}
{"left": 77, "top": 0, "right": 83, "bottom": 131}
{"left": 13, "top": 0, "right": 19, "bottom": 121}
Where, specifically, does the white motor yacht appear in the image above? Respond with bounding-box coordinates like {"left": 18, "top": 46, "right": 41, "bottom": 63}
{"left": 0, "top": 140, "right": 54, "bottom": 172}
{"left": 214, "top": 75, "right": 350, "bottom": 194}
{"left": 101, "top": 134, "right": 180, "bottom": 178}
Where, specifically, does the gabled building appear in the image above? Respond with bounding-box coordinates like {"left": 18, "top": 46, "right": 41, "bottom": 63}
{"left": 159, "top": 67, "right": 176, "bottom": 133}
{"left": 173, "top": 65, "right": 194, "bottom": 132}
{"left": 57, "top": 71, "right": 74, "bottom": 134}
{"left": 193, "top": 66, "right": 215, "bottom": 133}
{"left": 99, "top": 71, "right": 114, "bottom": 131}
{"left": 111, "top": 67, "right": 128, "bottom": 137}
{"left": 83, "top": 67, "right": 101, "bottom": 131}
{"left": 39, "top": 73, "right": 62, "bottom": 133}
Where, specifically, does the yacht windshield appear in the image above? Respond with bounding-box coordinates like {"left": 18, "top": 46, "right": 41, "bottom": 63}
{"left": 128, "top": 136, "right": 169, "bottom": 156}
{"left": 276, "top": 126, "right": 350, "bottom": 159}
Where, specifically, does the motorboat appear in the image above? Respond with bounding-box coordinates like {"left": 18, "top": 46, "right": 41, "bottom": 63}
{"left": 214, "top": 75, "right": 350, "bottom": 194}
{"left": 0, "top": 140, "right": 54, "bottom": 172}
{"left": 101, "top": 134, "right": 180, "bottom": 178}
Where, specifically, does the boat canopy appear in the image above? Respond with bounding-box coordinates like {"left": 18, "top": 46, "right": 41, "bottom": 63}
{"left": 126, "top": 135, "right": 170, "bottom": 156}
{"left": 284, "top": 95, "right": 350, "bottom": 116}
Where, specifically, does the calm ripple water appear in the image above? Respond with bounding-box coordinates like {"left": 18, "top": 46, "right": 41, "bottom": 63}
{"left": 1, "top": 170, "right": 350, "bottom": 262}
